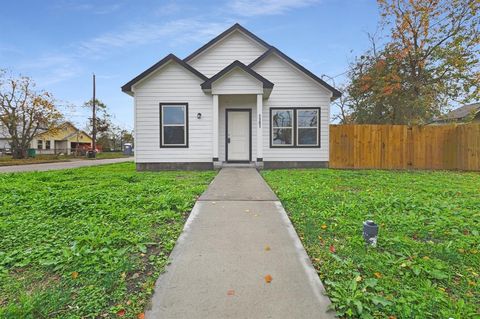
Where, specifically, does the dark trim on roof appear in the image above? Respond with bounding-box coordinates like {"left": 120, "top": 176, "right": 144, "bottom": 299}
{"left": 184, "top": 23, "right": 271, "bottom": 62}
{"left": 249, "top": 47, "right": 342, "bottom": 98}
{"left": 201, "top": 60, "right": 274, "bottom": 90}
{"left": 121, "top": 54, "right": 207, "bottom": 93}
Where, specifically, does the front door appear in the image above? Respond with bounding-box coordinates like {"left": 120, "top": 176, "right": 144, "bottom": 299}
{"left": 226, "top": 110, "right": 251, "bottom": 162}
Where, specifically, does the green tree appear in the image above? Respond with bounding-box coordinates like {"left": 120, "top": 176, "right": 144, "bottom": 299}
{"left": 0, "top": 71, "right": 63, "bottom": 158}
{"left": 347, "top": 0, "right": 480, "bottom": 124}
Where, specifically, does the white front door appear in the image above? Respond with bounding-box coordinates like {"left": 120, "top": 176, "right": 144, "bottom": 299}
{"left": 227, "top": 110, "right": 250, "bottom": 161}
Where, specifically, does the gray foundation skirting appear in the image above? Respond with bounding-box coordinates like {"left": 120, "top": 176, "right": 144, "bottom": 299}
{"left": 136, "top": 162, "right": 214, "bottom": 171}
{"left": 137, "top": 161, "right": 329, "bottom": 170}
{"left": 263, "top": 161, "right": 329, "bottom": 169}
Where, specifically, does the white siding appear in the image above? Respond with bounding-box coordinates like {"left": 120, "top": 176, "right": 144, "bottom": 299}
{"left": 212, "top": 68, "right": 263, "bottom": 95}
{"left": 218, "top": 95, "right": 257, "bottom": 162}
{"left": 252, "top": 54, "right": 331, "bottom": 162}
{"left": 187, "top": 30, "right": 267, "bottom": 77}
{"left": 133, "top": 61, "right": 213, "bottom": 163}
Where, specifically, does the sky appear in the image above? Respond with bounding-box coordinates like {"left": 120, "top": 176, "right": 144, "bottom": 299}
{"left": 0, "top": 0, "right": 380, "bottom": 129}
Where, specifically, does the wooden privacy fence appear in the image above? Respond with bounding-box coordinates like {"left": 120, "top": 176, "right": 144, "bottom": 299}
{"left": 329, "top": 124, "right": 480, "bottom": 171}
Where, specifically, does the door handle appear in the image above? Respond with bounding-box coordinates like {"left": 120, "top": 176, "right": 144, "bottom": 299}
{"left": 227, "top": 137, "right": 231, "bottom": 143}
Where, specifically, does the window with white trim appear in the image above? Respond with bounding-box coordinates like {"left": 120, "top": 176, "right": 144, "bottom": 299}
{"left": 271, "top": 109, "right": 293, "bottom": 146}
{"left": 37, "top": 140, "right": 43, "bottom": 149}
{"left": 160, "top": 103, "right": 188, "bottom": 147}
{"left": 45, "top": 140, "right": 51, "bottom": 150}
{"left": 270, "top": 108, "right": 320, "bottom": 147}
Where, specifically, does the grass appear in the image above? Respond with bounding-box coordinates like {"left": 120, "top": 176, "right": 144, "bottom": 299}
{"left": 0, "top": 163, "right": 216, "bottom": 318}
{"left": 0, "top": 152, "right": 131, "bottom": 166}
{"left": 262, "top": 169, "right": 479, "bottom": 319}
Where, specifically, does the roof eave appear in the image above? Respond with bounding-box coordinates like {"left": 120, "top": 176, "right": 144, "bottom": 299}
{"left": 201, "top": 60, "right": 274, "bottom": 91}
{"left": 184, "top": 23, "right": 271, "bottom": 62}
{"left": 249, "top": 47, "right": 342, "bottom": 99}
{"left": 121, "top": 54, "right": 207, "bottom": 95}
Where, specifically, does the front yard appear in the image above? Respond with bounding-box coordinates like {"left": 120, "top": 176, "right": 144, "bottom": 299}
{"left": 0, "top": 163, "right": 215, "bottom": 318}
{"left": 262, "top": 169, "right": 479, "bottom": 319}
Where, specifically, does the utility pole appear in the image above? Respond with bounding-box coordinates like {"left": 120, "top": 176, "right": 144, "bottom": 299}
{"left": 92, "top": 73, "right": 97, "bottom": 157}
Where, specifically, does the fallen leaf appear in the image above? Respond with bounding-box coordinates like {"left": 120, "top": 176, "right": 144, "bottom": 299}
{"left": 329, "top": 245, "right": 336, "bottom": 253}
{"left": 321, "top": 224, "right": 327, "bottom": 229}
{"left": 227, "top": 289, "right": 235, "bottom": 296}
{"left": 126, "top": 300, "right": 132, "bottom": 306}
{"left": 131, "top": 273, "right": 140, "bottom": 279}
{"left": 71, "top": 271, "right": 79, "bottom": 279}
{"left": 265, "top": 245, "right": 271, "bottom": 251}
{"left": 137, "top": 313, "right": 145, "bottom": 319}
{"left": 117, "top": 309, "right": 126, "bottom": 317}
{"left": 264, "top": 274, "right": 273, "bottom": 283}
{"left": 245, "top": 209, "right": 250, "bottom": 213}
{"left": 355, "top": 275, "right": 362, "bottom": 282}
{"left": 374, "top": 272, "right": 382, "bottom": 279}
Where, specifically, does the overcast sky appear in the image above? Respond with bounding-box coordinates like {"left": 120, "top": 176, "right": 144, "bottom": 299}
{"left": 1, "top": 0, "right": 380, "bottom": 129}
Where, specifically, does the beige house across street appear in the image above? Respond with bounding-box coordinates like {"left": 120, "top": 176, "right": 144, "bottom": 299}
{"left": 32, "top": 122, "right": 93, "bottom": 155}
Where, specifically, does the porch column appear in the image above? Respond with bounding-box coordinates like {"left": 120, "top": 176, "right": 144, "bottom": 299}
{"left": 212, "top": 94, "right": 219, "bottom": 161}
{"left": 256, "top": 94, "right": 263, "bottom": 162}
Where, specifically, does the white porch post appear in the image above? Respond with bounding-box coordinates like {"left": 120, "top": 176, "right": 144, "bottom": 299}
{"left": 256, "top": 94, "right": 263, "bottom": 162}
{"left": 212, "top": 94, "right": 219, "bottom": 161}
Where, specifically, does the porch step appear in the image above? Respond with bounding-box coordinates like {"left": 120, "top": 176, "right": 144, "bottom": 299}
{"left": 216, "top": 162, "right": 258, "bottom": 169}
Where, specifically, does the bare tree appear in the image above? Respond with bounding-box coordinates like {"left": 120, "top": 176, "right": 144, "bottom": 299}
{"left": 0, "top": 71, "right": 63, "bottom": 158}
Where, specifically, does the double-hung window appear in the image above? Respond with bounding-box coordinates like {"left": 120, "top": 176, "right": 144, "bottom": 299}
{"left": 45, "top": 140, "right": 51, "bottom": 150}
{"left": 271, "top": 109, "right": 294, "bottom": 146}
{"left": 270, "top": 107, "right": 320, "bottom": 147}
{"left": 160, "top": 103, "right": 188, "bottom": 147}
{"left": 37, "top": 140, "right": 43, "bottom": 150}
{"left": 297, "top": 109, "right": 319, "bottom": 146}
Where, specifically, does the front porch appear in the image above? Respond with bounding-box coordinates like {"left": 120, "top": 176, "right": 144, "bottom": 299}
{"left": 203, "top": 60, "right": 273, "bottom": 169}
{"left": 212, "top": 94, "right": 264, "bottom": 169}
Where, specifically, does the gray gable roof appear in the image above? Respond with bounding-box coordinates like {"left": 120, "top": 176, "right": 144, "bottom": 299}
{"left": 444, "top": 103, "right": 480, "bottom": 120}
{"left": 121, "top": 23, "right": 341, "bottom": 99}
{"left": 249, "top": 47, "right": 341, "bottom": 98}
{"left": 201, "top": 60, "right": 274, "bottom": 90}
{"left": 121, "top": 54, "right": 208, "bottom": 94}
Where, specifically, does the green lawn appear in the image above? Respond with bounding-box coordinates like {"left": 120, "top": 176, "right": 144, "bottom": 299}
{"left": 262, "top": 169, "right": 479, "bottom": 319}
{"left": 0, "top": 163, "right": 216, "bottom": 318}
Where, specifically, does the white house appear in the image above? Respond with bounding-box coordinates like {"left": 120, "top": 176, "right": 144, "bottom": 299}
{"left": 122, "top": 23, "right": 340, "bottom": 170}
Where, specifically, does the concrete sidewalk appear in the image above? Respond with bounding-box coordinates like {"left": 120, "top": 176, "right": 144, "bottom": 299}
{"left": 146, "top": 168, "right": 335, "bottom": 319}
{"left": 0, "top": 157, "right": 133, "bottom": 173}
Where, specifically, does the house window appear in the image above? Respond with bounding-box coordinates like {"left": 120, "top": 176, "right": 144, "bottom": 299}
{"left": 37, "top": 140, "right": 43, "bottom": 149}
{"left": 160, "top": 103, "right": 188, "bottom": 147}
{"left": 297, "top": 109, "right": 319, "bottom": 146}
{"left": 271, "top": 109, "right": 293, "bottom": 146}
{"left": 270, "top": 107, "right": 320, "bottom": 148}
{"left": 45, "top": 140, "right": 51, "bottom": 150}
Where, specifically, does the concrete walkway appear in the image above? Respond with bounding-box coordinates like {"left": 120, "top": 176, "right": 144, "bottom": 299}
{"left": 146, "top": 168, "right": 335, "bottom": 319}
{"left": 0, "top": 157, "right": 133, "bottom": 173}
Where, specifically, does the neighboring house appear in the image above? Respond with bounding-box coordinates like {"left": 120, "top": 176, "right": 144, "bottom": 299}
{"left": 0, "top": 124, "right": 11, "bottom": 150}
{"left": 122, "top": 23, "right": 341, "bottom": 170}
{"left": 432, "top": 103, "right": 480, "bottom": 124}
{"left": 32, "top": 122, "right": 92, "bottom": 155}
